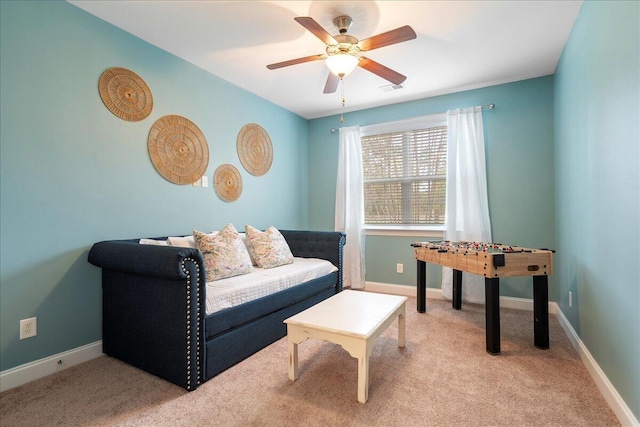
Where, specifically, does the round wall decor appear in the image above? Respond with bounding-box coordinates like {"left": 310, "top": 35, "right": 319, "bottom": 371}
{"left": 148, "top": 115, "right": 209, "bottom": 185}
{"left": 98, "top": 67, "right": 153, "bottom": 121}
{"left": 214, "top": 164, "right": 243, "bottom": 202}
{"left": 236, "top": 123, "right": 273, "bottom": 176}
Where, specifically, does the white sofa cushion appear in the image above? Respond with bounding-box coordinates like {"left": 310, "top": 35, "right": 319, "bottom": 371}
{"left": 205, "top": 257, "right": 337, "bottom": 314}
{"left": 139, "top": 238, "right": 168, "bottom": 246}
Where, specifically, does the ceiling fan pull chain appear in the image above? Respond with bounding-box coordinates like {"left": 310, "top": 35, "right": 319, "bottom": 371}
{"left": 340, "top": 78, "right": 345, "bottom": 123}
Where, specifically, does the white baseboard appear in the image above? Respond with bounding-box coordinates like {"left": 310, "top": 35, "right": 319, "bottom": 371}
{"left": 365, "top": 281, "right": 638, "bottom": 427}
{"left": 365, "top": 281, "right": 438, "bottom": 298}
{"left": 554, "top": 307, "right": 639, "bottom": 426}
{"left": 365, "top": 281, "right": 548, "bottom": 312}
{"left": 0, "top": 341, "right": 103, "bottom": 393}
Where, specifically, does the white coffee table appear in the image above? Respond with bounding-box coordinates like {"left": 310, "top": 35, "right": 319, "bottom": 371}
{"left": 284, "top": 290, "right": 408, "bottom": 403}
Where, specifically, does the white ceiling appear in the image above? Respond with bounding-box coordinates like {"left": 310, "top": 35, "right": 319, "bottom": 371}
{"left": 68, "top": 0, "right": 583, "bottom": 120}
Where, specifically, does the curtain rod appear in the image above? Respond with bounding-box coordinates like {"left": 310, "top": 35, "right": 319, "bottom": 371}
{"left": 330, "top": 103, "right": 495, "bottom": 133}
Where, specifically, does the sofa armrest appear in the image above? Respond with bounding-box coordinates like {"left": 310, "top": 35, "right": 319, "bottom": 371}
{"left": 88, "top": 239, "right": 205, "bottom": 391}
{"left": 88, "top": 240, "right": 203, "bottom": 279}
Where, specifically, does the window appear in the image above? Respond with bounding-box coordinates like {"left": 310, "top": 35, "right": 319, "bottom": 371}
{"left": 360, "top": 114, "right": 447, "bottom": 233}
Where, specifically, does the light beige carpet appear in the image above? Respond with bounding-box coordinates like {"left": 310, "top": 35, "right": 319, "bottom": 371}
{"left": 0, "top": 296, "right": 620, "bottom": 426}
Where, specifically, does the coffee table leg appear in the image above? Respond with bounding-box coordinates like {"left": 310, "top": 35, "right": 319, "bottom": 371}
{"left": 398, "top": 304, "right": 406, "bottom": 348}
{"left": 357, "top": 355, "right": 369, "bottom": 403}
{"left": 288, "top": 337, "right": 299, "bottom": 381}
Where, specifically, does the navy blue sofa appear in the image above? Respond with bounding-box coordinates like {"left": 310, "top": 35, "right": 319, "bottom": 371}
{"left": 88, "top": 230, "right": 345, "bottom": 391}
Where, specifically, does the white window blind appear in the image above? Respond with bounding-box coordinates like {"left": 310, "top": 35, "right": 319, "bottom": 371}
{"left": 361, "top": 114, "right": 447, "bottom": 227}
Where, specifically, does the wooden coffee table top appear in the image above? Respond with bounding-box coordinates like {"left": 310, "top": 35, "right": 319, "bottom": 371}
{"left": 284, "top": 290, "right": 408, "bottom": 338}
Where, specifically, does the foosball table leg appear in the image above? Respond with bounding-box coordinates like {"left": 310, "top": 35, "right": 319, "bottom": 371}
{"left": 533, "top": 275, "right": 550, "bottom": 349}
{"left": 453, "top": 269, "right": 462, "bottom": 310}
{"left": 417, "top": 260, "right": 426, "bottom": 313}
{"left": 485, "top": 277, "right": 501, "bottom": 354}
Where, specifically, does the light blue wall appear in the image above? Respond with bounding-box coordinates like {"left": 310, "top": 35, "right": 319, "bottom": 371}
{"left": 308, "top": 77, "right": 556, "bottom": 298}
{"left": 554, "top": 1, "right": 639, "bottom": 420}
{"left": 0, "top": 1, "right": 308, "bottom": 371}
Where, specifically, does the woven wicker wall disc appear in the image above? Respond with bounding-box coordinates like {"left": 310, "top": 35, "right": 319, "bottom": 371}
{"left": 99, "top": 67, "right": 153, "bottom": 121}
{"left": 214, "top": 164, "right": 243, "bottom": 202}
{"left": 237, "top": 123, "right": 273, "bottom": 176}
{"left": 148, "top": 115, "right": 209, "bottom": 185}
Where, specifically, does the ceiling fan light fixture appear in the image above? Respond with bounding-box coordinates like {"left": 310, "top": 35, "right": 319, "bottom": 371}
{"left": 326, "top": 54, "right": 358, "bottom": 78}
{"left": 267, "top": 15, "right": 416, "bottom": 93}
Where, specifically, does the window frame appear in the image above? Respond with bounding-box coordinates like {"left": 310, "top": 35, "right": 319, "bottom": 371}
{"left": 360, "top": 113, "right": 447, "bottom": 238}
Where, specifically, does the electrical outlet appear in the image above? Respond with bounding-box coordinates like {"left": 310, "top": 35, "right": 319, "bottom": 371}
{"left": 396, "top": 263, "right": 403, "bottom": 274}
{"left": 20, "top": 317, "right": 37, "bottom": 340}
{"left": 569, "top": 291, "right": 573, "bottom": 308}
{"left": 201, "top": 176, "right": 209, "bottom": 187}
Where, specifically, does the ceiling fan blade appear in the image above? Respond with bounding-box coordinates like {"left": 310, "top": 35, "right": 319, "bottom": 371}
{"left": 358, "top": 25, "right": 417, "bottom": 51}
{"left": 294, "top": 17, "right": 338, "bottom": 46}
{"left": 267, "top": 54, "right": 326, "bottom": 70}
{"left": 323, "top": 73, "right": 339, "bottom": 94}
{"left": 358, "top": 57, "right": 407, "bottom": 85}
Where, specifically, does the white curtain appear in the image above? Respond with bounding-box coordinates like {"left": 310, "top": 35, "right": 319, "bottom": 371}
{"left": 335, "top": 126, "right": 366, "bottom": 289}
{"left": 442, "top": 107, "right": 492, "bottom": 303}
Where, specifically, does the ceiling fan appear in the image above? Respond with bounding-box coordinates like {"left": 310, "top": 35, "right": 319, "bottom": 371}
{"left": 267, "top": 16, "right": 417, "bottom": 94}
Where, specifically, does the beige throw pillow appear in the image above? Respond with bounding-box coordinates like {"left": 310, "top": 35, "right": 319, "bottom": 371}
{"left": 194, "top": 224, "right": 253, "bottom": 281}
{"left": 245, "top": 225, "right": 294, "bottom": 269}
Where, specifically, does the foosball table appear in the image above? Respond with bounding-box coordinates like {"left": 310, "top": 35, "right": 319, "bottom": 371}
{"left": 412, "top": 241, "right": 554, "bottom": 354}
